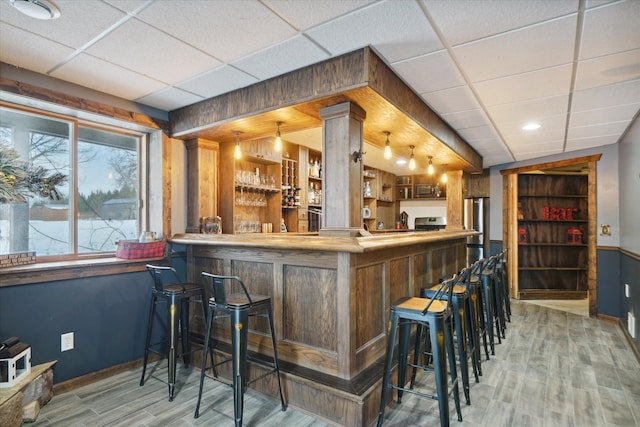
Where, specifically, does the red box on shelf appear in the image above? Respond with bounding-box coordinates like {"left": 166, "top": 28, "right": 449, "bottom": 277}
{"left": 116, "top": 240, "right": 165, "bottom": 259}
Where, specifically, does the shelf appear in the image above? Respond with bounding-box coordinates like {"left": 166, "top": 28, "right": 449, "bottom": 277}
{"left": 308, "top": 176, "right": 322, "bottom": 182}
{"left": 518, "top": 267, "right": 587, "bottom": 271}
{"left": 309, "top": 203, "right": 322, "bottom": 208}
{"left": 518, "top": 219, "right": 587, "bottom": 223}
{"left": 235, "top": 184, "right": 280, "bottom": 193}
{"left": 519, "top": 194, "right": 587, "bottom": 198}
{"left": 518, "top": 243, "right": 587, "bottom": 247}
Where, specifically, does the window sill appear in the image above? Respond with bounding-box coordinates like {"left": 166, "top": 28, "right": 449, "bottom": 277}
{"left": 0, "top": 256, "right": 164, "bottom": 287}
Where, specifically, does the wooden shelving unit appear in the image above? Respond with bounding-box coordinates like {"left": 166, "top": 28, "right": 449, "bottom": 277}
{"left": 502, "top": 154, "right": 600, "bottom": 312}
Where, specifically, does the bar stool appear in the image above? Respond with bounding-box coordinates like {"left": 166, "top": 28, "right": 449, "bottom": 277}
{"left": 496, "top": 249, "right": 511, "bottom": 323}
{"left": 377, "top": 276, "right": 462, "bottom": 427}
{"left": 480, "top": 256, "right": 502, "bottom": 355}
{"left": 469, "top": 259, "right": 490, "bottom": 361}
{"left": 140, "top": 264, "right": 210, "bottom": 401}
{"left": 194, "top": 272, "right": 286, "bottom": 427}
{"left": 410, "top": 267, "right": 478, "bottom": 405}
{"left": 459, "top": 261, "right": 483, "bottom": 376}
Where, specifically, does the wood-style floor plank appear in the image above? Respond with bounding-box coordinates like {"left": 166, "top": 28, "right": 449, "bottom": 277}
{"left": 30, "top": 300, "right": 639, "bottom": 427}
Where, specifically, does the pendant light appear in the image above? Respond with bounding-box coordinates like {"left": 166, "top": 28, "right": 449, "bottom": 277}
{"left": 427, "top": 156, "right": 434, "bottom": 175}
{"left": 441, "top": 165, "right": 448, "bottom": 184}
{"left": 408, "top": 145, "right": 416, "bottom": 170}
{"left": 383, "top": 131, "right": 392, "bottom": 160}
{"left": 274, "top": 121, "right": 283, "bottom": 152}
{"left": 233, "top": 131, "right": 241, "bottom": 160}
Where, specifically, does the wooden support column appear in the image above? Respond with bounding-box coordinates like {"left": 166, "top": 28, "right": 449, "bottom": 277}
{"left": 446, "top": 170, "right": 464, "bottom": 230}
{"left": 319, "top": 102, "right": 366, "bottom": 233}
{"left": 185, "top": 138, "right": 219, "bottom": 233}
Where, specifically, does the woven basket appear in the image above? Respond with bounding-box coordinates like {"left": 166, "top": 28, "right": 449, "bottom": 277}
{"left": 116, "top": 239, "right": 165, "bottom": 259}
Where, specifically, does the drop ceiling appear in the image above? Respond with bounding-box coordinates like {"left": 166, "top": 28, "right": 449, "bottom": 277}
{"left": 1, "top": 0, "right": 638, "bottom": 173}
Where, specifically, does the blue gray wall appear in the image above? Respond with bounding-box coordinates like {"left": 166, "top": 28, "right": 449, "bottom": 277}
{"left": 0, "top": 271, "right": 162, "bottom": 383}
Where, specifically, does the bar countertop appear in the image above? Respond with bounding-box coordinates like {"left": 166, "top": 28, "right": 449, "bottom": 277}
{"left": 169, "top": 229, "right": 479, "bottom": 253}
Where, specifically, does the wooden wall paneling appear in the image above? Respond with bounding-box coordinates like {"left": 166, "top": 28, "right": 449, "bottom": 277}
{"left": 587, "top": 159, "right": 597, "bottom": 316}
{"left": 336, "top": 252, "right": 356, "bottom": 378}
{"left": 319, "top": 102, "right": 366, "bottom": 230}
{"left": 283, "top": 265, "right": 337, "bottom": 351}
{"left": 446, "top": 170, "right": 464, "bottom": 230}
{"left": 355, "top": 263, "right": 384, "bottom": 349}
{"left": 185, "top": 138, "right": 219, "bottom": 233}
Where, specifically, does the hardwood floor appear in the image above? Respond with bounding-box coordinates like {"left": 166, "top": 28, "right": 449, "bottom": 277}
{"left": 31, "top": 300, "right": 640, "bottom": 426}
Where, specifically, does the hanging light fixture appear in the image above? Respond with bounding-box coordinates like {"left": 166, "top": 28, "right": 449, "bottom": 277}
{"left": 427, "top": 156, "right": 434, "bottom": 175}
{"left": 274, "top": 121, "right": 283, "bottom": 152}
{"left": 233, "top": 131, "right": 241, "bottom": 160}
{"left": 441, "top": 165, "right": 448, "bottom": 184}
{"left": 408, "top": 145, "right": 416, "bottom": 170}
{"left": 383, "top": 131, "right": 392, "bottom": 160}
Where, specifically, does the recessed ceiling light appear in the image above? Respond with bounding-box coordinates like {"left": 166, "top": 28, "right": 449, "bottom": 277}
{"left": 522, "top": 122, "right": 541, "bottom": 131}
{"left": 10, "top": 0, "right": 61, "bottom": 20}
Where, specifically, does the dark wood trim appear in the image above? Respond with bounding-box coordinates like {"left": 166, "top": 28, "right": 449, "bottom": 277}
{"left": 0, "top": 257, "right": 161, "bottom": 287}
{"left": 620, "top": 247, "right": 640, "bottom": 262}
{"left": 597, "top": 314, "right": 640, "bottom": 365}
{"left": 0, "top": 77, "right": 169, "bottom": 132}
{"left": 170, "top": 47, "right": 482, "bottom": 173}
{"left": 517, "top": 290, "right": 589, "bottom": 300}
{"left": 499, "top": 154, "right": 602, "bottom": 175}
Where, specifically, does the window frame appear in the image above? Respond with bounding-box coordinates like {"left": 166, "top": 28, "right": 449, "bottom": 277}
{"left": 1, "top": 102, "right": 150, "bottom": 262}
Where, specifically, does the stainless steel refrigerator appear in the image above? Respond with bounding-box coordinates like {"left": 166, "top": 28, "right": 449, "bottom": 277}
{"left": 464, "top": 198, "right": 490, "bottom": 265}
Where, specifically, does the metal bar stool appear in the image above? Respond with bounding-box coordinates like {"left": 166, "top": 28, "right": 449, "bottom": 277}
{"left": 377, "top": 276, "right": 462, "bottom": 427}
{"left": 480, "top": 256, "right": 502, "bottom": 355}
{"left": 496, "top": 249, "right": 511, "bottom": 323}
{"left": 410, "top": 267, "right": 479, "bottom": 405}
{"left": 194, "top": 272, "right": 286, "bottom": 427}
{"left": 140, "top": 264, "right": 210, "bottom": 401}
{"left": 469, "top": 259, "right": 491, "bottom": 362}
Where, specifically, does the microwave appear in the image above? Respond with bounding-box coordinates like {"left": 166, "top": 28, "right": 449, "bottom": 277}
{"left": 415, "top": 184, "right": 442, "bottom": 198}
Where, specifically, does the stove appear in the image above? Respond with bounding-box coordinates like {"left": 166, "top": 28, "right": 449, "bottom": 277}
{"left": 414, "top": 216, "right": 447, "bottom": 231}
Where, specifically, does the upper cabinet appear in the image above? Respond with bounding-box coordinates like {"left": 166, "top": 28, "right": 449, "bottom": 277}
{"left": 363, "top": 166, "right": 396, "bottom": 230}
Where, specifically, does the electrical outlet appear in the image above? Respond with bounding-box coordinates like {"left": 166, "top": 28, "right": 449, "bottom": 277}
{"left": 61, "top": 332, "right": 74, "bottom": 352}
{"left": 625, "top": 283, "right": 630, "bottom": 298}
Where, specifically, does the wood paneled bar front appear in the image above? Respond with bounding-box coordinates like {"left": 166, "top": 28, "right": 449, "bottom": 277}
{"left": 170, "top": 229, "right": 474, "bottom": 427}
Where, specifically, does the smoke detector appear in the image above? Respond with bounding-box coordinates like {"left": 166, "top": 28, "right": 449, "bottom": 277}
{"left": 10, "top": 0, "right": 61, "bottom": 20}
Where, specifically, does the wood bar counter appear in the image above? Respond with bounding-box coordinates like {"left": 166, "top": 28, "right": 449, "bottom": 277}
{"left": 171, "top": 229, "right": 474, "bottom": 426}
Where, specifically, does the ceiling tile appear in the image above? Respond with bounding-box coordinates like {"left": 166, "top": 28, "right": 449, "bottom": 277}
{"left": 580, "top": 0, "right": 640, "bottom": 60}
{"left": 498, "top": 114, "right": 568, "bottom": 139}
{"left": 0, "top": 25, "right": 75, "bottom": 74}
{"left": 0, "top": 0, "right": 127, "bottom": 49}
{"left": 440, "top": 109, "right": 492, "bottom": 130}
{"left": 571, "top": 79, "right": 640, "bottom": 112}
{"left": 458, "top": 125, "right": 501, "bottom": 141}
{"left": 392, "top": 50, "right": 465, "bottom": 94}
{"left": 86, "top": 20, "right": 221, "bottom": 84}
{"left": 569, "top": 103, "right": 640, "bottom": 127}
{"left": 474, "top": 64, "right": 572, "bottom": 107}
{"left": 423, "top": 0, "right": 577, "bottom": 46}
{"left": 50, "top": 53, "right": 165, "bottom": 101}
{"left": 176, "top": 65, "right": 259, "bottom": 100}
{"left": 452, "top": 15, "right": 577, "bottom": 83}
{"left": 264, "top": 0, "right": 375, "bottom": 30}
{"left": 137, "top": 0, "right": 296, "bottom": 63}
{"left": 421, "top": 85, "right": 481, "bottom": 115}
{"left": 232, "top": 35, "right": 329, "bottom": 80}
{"left": 306, "top": 1, "right": 442, "bottom": 63}
{"left": 567, "top": 121, "right": 631, "bottom": 140}
{"left": 486, "top": 95, "right": 569, "bottom": 125}
{"left": 565, "top": 134, "right": 619, "bottom": 150}
{"left": 135, "top": 87, "right": 204, "bottom": 112}
{"left": 102, "top": 0, "right": 153, "bottom": 14}
{"left": 574, "top": 49, "right": 640, "bottom": 91}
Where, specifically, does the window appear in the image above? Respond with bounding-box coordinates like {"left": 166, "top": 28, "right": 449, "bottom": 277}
{"left": 0, "top": 105, "right": 145, "bottom": 259}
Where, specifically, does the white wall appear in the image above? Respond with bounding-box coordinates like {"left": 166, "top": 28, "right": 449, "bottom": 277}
{"left": 619, "top": 118, "right": 640, "bottom": 255}
{"left": 489, "top": 143, "right": 621, "bottom": 247}
{"left": 399, "top": 199, "right": 447, "bottom": 229}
